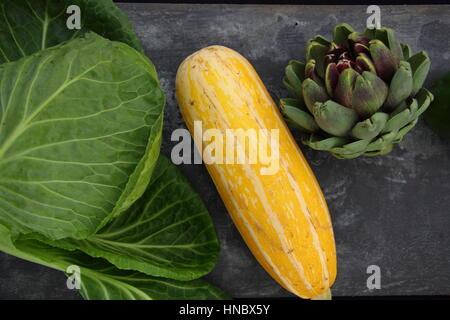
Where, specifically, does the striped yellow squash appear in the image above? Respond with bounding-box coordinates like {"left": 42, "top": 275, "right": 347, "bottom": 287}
{"left": 176, "top": 46, "right": 336, "bottom": 299}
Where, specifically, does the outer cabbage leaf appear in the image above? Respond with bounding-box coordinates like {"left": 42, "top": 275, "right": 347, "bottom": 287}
{"left": 424, "top": 71, "right": 450, "bottom": 140}
{"left": 0, "top": 33, "right": 165, "bottom": 240}
{"left": 34, "top": 155, "right": 220, "bottom": 281}
{"left": 0, "top": 224, "right": 228, "bottom": 300}
{"left": 0, "top": 0, "right": 143, "bottom": 64}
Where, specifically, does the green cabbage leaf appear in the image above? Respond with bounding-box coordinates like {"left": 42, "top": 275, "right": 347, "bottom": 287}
{"left": 31, "top": 156, "right": 221, "bottom": 281}
{"left": 0, "top": 0, "right": 143, "bottom": 64}
{"left": 0, "top": 1, "right": 226, "bottom": 300}
{"left": 0, "top": 33, "right": 164, "bottom": 240}
{"left": 0, "top": 223, "right": 227, "bottom": 300}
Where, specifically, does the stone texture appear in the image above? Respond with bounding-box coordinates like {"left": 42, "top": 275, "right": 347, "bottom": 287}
{"left": 1, "top": 3, "right": 449, "bottom": 299}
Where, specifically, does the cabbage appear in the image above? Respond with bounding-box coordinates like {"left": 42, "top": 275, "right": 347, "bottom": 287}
{"left": 0, "top": 0, "right": 225, "bottom": 299}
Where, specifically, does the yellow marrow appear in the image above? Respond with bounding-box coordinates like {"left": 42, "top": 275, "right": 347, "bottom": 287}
{"left": 176, "top": 46, "right": 336, "bottom": 299}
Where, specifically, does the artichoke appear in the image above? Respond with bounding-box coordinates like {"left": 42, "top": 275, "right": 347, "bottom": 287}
{"left": 281, "top": 24, "right": 434, "bottom": 159}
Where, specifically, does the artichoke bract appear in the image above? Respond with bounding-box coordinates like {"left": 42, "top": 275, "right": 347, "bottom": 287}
{"left": 281, "top": 24, "right": 434, "bottom": 159}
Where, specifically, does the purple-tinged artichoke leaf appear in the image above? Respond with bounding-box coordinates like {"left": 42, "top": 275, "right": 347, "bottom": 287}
{"left": 334, "top": 68, "right": 359, "bottom": 109}
{"left": 305, "top": 59, "right": 324, "bottom": 84}
{"left": 324, "top": 54, "right": 335, "bottom": 66}
{"left": 325, "top": 63, "right": 339, "bottom": 97}
{"left": 356, "top": 52, "right": 376, "bottom": 73}
{"left": 302, "top": 78, "right": 329, "bottom": 113}
{"left": 384, "top": 61, "right": 413, "bottom": 111}
{"left": 336, "top": 60, "right": 353, "bottom": 73}
{"left": 305, "top": 59, "right": 316, "bottom": 79}
{"left": 313, "top": 100, "right": 359, "bottom": 137}
{"left": 374, "top": 28, "right": 404, "bottom": 62}
{"left": 353, "top": 43, "right": 370, "bottom": 55}
{"left": 329, "top": 42, "right": 345, "bottom": 55}
{"left": 348, "top": 32, "right": 370, "bottom": 46}
{"left": 351, "top": 112, "right": 389, "bottom": 140}
{"left": 352, "top": 71, "right": 388, "bottom": 118}
{"left": 408, "top": 51, "right": 431, "bottom": 96}
{"left": 369, "top": 39, "right": 398, "bottom": 82}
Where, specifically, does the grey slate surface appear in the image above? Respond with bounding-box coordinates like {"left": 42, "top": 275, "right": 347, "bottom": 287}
{"left": 1, "top": 4, "right": 450, "bottom": 299}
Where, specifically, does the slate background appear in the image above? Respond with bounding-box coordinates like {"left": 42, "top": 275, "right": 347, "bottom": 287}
{"left": 0, "top": 4, "right": 449, "bottom": 299}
